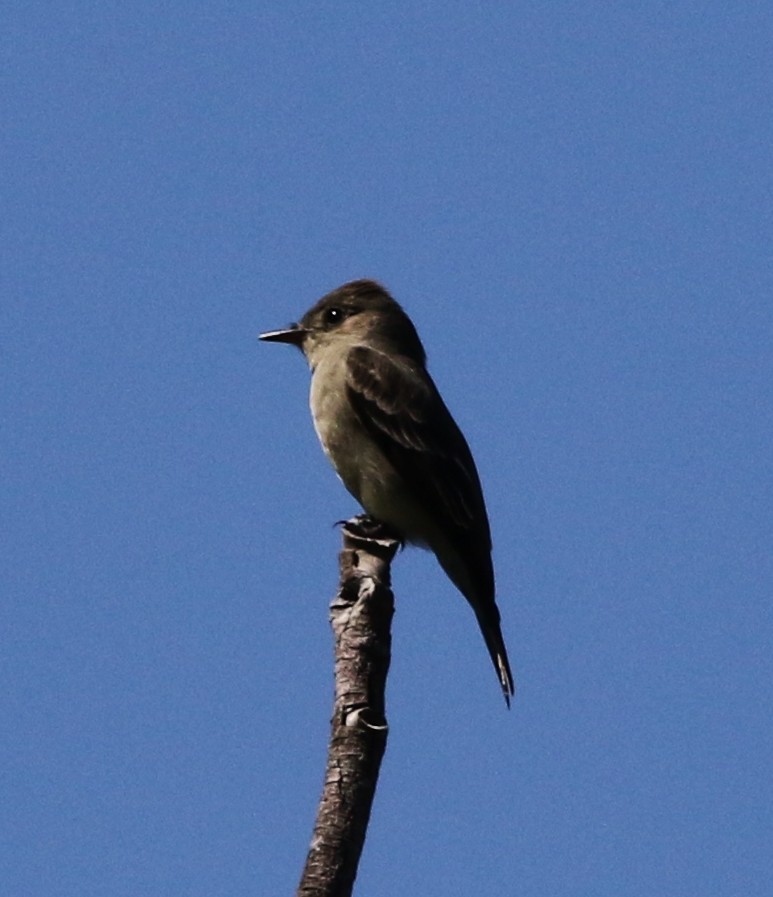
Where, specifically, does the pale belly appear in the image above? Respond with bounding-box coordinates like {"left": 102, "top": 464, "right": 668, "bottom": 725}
{"left": 309, "top": 360, "right": 433, "bottom": 543}
{"left": 308, "top": 357, "right": 480, "bottom": 603}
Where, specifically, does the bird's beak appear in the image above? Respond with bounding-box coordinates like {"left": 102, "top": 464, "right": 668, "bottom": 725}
{"left": 259, "top": 324, "right": 306, "bottom": 346}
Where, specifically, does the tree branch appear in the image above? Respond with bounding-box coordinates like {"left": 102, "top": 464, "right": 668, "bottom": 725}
{"left": 296, "top": 515, "right": 400, "bottom": 897}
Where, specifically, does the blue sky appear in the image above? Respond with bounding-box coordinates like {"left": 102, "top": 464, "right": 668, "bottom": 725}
{"left": 3, "top": 3, "right": 772, "bottom": 895}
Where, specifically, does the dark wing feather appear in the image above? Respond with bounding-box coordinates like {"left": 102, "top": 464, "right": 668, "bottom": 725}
{"left": 346, "top": 344, "right": 515, "bottom": 704}
{"left": 344, "top": 344, "right": 491, "bottom": 552}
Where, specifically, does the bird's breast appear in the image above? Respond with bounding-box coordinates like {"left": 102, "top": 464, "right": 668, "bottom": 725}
{"left": 308, "top": 357, "right": 431, "bottom": 540}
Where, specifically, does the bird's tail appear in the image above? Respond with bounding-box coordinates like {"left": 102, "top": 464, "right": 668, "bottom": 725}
{"left": 478, "top": 615, "right": 515, "bottom": 707}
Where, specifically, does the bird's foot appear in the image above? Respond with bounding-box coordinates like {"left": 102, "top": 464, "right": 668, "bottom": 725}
{"left": 338, "top": 514, "right": 405, "bottom": 549}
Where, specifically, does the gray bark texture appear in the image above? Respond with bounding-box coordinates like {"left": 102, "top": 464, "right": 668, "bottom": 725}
{"left": 296, "top": 516, "right": 400, "bottom": 897}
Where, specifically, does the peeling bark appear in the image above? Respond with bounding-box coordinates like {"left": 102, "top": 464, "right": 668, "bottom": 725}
{"left": 296, "top": 516, "right": 400, "bottom": 897}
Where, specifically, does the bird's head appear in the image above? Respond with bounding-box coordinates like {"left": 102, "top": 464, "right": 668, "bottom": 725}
{"left": 260, "top": 279, "right": 426, "bottom": 369}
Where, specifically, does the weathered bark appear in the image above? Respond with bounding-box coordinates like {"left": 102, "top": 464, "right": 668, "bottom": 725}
{"left": 296, "top": 516, "right": 400, "bottom": 897}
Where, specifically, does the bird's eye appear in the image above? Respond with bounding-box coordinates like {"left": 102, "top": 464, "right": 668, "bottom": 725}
{"left": 324, "top": 307, "right": 344, "bottom": 326}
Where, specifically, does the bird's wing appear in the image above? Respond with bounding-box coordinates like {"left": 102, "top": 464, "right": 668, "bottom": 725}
{"left": 346, "top": 344, "right": 514, "bottom": 704}
{"left": 344, "top": 344, "right": 490, "bottom": 546}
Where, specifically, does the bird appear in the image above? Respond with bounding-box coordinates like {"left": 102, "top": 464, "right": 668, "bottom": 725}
{"left": 260, "top": 279, "right": 514, "bottom": 705}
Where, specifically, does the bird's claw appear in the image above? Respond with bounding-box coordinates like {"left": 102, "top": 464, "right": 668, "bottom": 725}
{"left": 340, "top": 514, "right": 405, "bottom": 549}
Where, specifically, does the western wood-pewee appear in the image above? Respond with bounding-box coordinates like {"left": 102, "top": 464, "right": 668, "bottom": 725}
{"left": 260, "top": 279, "right": 514, "bottom": 705}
